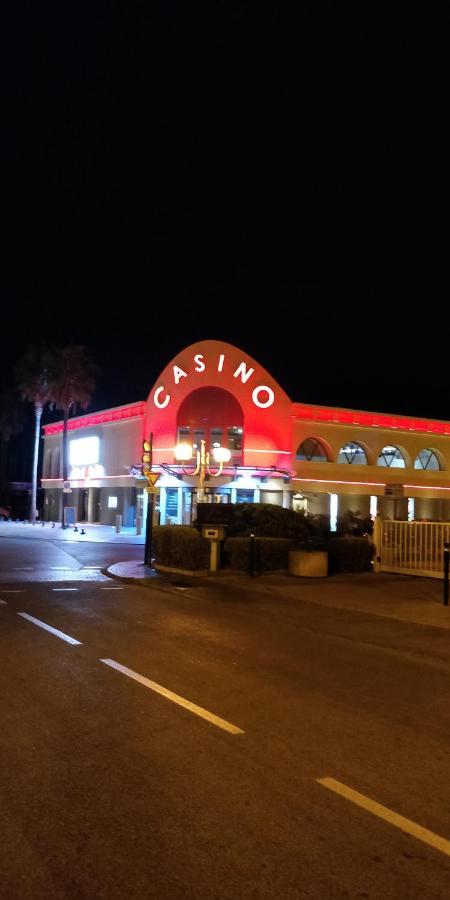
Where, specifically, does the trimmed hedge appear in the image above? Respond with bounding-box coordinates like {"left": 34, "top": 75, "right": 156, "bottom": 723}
{"left": 224, "top": 503, "right": 310, "bottom": 540}
{"left": 152, "top": 525, "right": 210, "bottom": 570}
{"left": 224, "top": 536, "right": 298, "bottom": 573}
{"left": 327, "top": 537, "right": 373, "bottom": 574}
{"left": 225, "top": 535, "right": 373, "bottom": 574}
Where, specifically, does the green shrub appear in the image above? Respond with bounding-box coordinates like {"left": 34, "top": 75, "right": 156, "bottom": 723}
{"left": 225, "top": 503, "right": 310, "bottom": 540}
{"left": 153, "top": 525, "right": 209, "bottom": 570}
{"left": 224, "top": 536, "right": 299, "bottom": 572}
{"left": 327, "top": 536, "right": 373, "bottom": 573}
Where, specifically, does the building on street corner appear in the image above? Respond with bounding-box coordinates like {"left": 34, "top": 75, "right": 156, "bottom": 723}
{"left": 41, "top": 340, "right": 450, "bottom": 527}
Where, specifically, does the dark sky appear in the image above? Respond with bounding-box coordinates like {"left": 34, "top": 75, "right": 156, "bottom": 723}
{"left": 3, "top": 3, "right": 449, "bottom": 437}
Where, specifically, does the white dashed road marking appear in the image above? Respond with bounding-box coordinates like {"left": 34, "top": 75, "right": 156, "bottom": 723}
{"left": 52, "top": 588, "right": 79, "bottom": 592}
{"left": 100, "top": 658, "right": 245, "bottom": 735}
{"left": 0, "top": 599, "right": 6, "bottom": 605}
{"left": 17, "top": 613, "right": 82, "bottom": 645}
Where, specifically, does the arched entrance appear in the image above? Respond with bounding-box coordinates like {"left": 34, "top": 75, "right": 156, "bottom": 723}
{"left": 177, "top": 386, "right": 244, "bottom": 464}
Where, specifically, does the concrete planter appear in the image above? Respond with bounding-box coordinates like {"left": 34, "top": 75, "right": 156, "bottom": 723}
{"left": 288, "top": 550, "right": 328, "bottom": 578}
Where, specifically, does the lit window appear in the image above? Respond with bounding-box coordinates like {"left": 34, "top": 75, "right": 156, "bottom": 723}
{"left": 337, "top": 442, "right": 367, "bottom": 464}
{"left": 70, "top": 436, "right": 100, "bottom": 466}
{"left": 377, "top": 446, "right": 405, "bottom": 468}
{"left": 227, "top": 427, "right": 243, "bottom": 452}
{"left": 296, "top": 439, "right": 329, "bottom": 462}
{"left": 108, "top": 496, "right": 118, "bottom": 509}
{"left": 414, "top": 449, "right": 440, "bottom": 471}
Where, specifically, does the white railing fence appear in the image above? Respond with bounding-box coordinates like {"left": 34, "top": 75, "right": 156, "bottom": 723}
{"left": 375, "top": 519, "right": 450, "bottom": 578}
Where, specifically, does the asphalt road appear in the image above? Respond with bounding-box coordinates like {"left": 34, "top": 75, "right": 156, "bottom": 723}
{"left": 0, "top": 537, "right": 449, "bottom": 899}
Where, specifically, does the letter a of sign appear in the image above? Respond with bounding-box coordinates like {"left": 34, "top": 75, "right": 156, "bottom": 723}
{"left": 173, "top": 365, "right": 188, "bottom": 385}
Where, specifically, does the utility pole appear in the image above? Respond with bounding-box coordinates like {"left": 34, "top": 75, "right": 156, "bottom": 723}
{"left": 142, "top": 433, "right": 158, "bottom": 567}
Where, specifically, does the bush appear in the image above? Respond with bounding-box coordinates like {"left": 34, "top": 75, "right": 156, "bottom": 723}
{"left": 224, "top": 536, "right": 299, "bottom": 572}
{"left": 327, "top": 536, "right": 373, "bottom": 574}
{"left": 152, "top": 525, "right": 210, "bottom": 571}
{"left": 336, "top": 510, "right": 373, "bottom": 537}
{"left": 225, "top": 503, "right": 310, "bottom": 540}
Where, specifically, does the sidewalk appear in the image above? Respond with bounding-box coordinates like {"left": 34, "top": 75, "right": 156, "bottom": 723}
{"left": 0, "top": 521, "right": 145, "bottom": 544}
{"left": 107, "top": 561, "right": 450, "bottom": 630}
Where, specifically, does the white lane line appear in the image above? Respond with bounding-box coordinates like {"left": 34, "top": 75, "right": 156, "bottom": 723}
{"left": 317, "top": 777, "right": 450, "bottom": 858}
{"left": 1, "top": 590, "right": 25, "bottom": 593}
{"left": 52, "top": 588, "right": 79, "bottom": 592}
{"left": 101, "top": 587, "right": 124, "bottom": 590}
{"left": 0, "top": 599, "right": 7, "bottom": 605}
{"left": 49, "top": 567, "right": 73, "bottom": 570}
{"left": 13, "top": 567, "right": 33, "bottom": 571}
{"left": 17, "top": 613, "right": 82, "bottom": 645}
{"left": 100, "top": 658, "right": 244, "bottom": 735}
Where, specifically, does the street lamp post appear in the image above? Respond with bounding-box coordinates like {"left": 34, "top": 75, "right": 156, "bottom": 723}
{"left": 174, "top": 439, "right": 231, "bottom": 503}
{"left": 142, "top": 434, "right": 159, "bottom": 567}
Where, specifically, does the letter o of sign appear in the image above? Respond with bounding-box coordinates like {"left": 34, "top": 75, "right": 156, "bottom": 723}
{"left": 252, "top": 385, "right": 275, "bottom": 409}
{"left": 153, "top": 386, "right": 170, "bottom": 409}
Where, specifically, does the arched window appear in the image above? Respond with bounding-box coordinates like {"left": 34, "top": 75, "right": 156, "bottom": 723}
{"left": 51, "top": 447, "right": 61, "bottom": 478}
{"left": 377, "top": 446, "right": 406, "bottom": 468}
{"left": 296, "top": 438, "right": 329, "bottom": 462}
{"left": 414, "top": 449, "right": 441, "bottom": 471}
{"left": 337, "top": 442, "right": 368, "bottom": 464}
{"left": 44, "top": 451, "right": 52, "bottom": 478}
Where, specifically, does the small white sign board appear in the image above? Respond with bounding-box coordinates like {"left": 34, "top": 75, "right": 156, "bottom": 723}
{"left": 384, "top": 484, "right": 404, "bottom": 499}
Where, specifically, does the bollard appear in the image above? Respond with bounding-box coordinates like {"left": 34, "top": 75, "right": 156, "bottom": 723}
{"left": 444, "top": 542, "right": 449, "bottom": 606}
{"left": 249, "top": 532, "right": 257, "bottom": 577}
{"left": 135, "top": 516, "right": 142, "bottom": 536}
{"left": 115, "top": 514, "right": 122, "bottom": 534}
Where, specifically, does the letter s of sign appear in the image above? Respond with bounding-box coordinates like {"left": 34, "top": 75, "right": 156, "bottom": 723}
{"left": 194, "top": 354, "right": 205, "bottom": 372}
{"left": 154, "top": 386, "right": 170, "bottom": 409}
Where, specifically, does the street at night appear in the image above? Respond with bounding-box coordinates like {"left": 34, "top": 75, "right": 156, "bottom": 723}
{"left": 1, "top": 533, "right": 449, "bottom": 899}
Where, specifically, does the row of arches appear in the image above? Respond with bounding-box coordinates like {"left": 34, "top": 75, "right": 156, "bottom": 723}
{"left": 296, "top": 439, "right": 442, "bottom": 471}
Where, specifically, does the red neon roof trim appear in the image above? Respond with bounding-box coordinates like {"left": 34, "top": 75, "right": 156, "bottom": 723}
{"left": 43, "top": 402, "right": 146, "bottom": 436}
{"left": 293, "top": 404, "right": 450, "bottom": 436}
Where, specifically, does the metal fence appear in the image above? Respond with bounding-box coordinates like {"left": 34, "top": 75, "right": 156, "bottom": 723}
{"left": 379, "top": 520, "right": 450, "bottom": 578}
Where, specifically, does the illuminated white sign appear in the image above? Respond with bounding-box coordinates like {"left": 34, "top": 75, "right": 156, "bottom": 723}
{"left": 69, "top": 436, "right": 100, "bottom": 466}
{"left": 153, "top": 352, "right": 276, "bottom": 410}
{"left": 69, "top": 464, "right": 104, "bottom": 480}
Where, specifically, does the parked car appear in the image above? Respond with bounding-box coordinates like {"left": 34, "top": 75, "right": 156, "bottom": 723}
{"left": 0, "top": 506, "right": 10, "bottom": 519}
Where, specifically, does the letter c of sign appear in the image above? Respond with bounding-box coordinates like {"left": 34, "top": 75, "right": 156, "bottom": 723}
{"left": 252, "top": 385, "right": 275, "bottom": 409}
{"left": 153, "top": 386, "right": 170, "bottom": 409}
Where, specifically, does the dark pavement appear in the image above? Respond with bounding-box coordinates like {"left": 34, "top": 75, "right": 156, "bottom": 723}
{"left": 0, "top": 536, "right": 449, "bottom": 898}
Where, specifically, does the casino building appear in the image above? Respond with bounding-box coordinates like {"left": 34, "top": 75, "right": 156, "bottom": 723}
{"left": 41, "top": 340, "right": 450, "bottom": 527}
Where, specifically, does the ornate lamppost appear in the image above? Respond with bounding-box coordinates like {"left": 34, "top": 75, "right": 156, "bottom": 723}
{"left": 174, "top": 439, "right": 231, "bottom": 503}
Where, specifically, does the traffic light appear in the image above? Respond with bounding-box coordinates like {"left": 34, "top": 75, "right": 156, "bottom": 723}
{"left": 142, "top": 439, "right": 152, "bottom": 468}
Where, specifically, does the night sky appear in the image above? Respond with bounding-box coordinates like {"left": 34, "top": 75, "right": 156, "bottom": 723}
{"left": 3, "top": 3, "right": 449, "bottom": 475}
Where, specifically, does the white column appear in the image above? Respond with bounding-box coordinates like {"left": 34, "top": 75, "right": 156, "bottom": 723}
{"left": 253, "top": 486, "right": 261, "bottom": 503}
{"left": 282, "top": 490, "right": 290, "bottom": 509}
{"left": 87, "top": 488, "right": 95, "bottom": 523}
{"left": 330, "top": 494, "right": 338, "bottom": 532}
{"left": 159, "top": 487, "right": 167, "bottom": 525}
{"left": 177, "top": 487, "right": 183, "bottom": 524}
{"left": 231, "top": 488, "right": 237, "bottom": 504}
{"left": 143, "top": 489, "right": 148, "bottom": 526}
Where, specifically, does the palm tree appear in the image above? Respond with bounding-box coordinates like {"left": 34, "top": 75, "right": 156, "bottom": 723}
{"left": 15, "top": 345, "right": 56, "bottom": 523}
{"left": 51, "top": 346, "right": 96, "bottom": 527}
{"left": 0, "top": 386, "right": 24, "bottom": 505}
